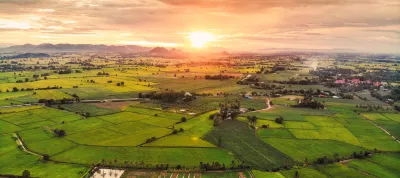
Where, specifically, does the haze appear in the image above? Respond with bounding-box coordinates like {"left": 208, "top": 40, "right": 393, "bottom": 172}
{"left": 0, "top": 0, "right": 399, "bottom": 53}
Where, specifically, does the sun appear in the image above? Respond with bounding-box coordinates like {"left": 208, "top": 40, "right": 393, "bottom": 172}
{"left": 188, "top": 32, "right": 214, "bottom": 48}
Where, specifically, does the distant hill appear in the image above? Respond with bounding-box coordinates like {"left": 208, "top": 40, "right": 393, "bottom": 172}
{"left": 149, "top": 47, "right": 169, "bottom": 54}
{"left": 0, "top": 53, "right": 50, "bottom": 59}
{"left": 1, "top": 43, "right": 151, "bottom": 53}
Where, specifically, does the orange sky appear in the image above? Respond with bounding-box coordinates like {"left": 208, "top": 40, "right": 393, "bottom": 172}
{"left": 0, "top": 0, "right": 399, "bottom": 53}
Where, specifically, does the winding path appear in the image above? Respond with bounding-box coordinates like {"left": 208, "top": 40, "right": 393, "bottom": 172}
{"left": 252, "top": 99, "right": 272, "bottom": 112}
{"left": 12, "top": 133, "right": 42, "bottom": 157}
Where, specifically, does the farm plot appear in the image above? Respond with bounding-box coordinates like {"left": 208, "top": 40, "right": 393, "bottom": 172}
{"left": 345, "top": 124, "right": 400, "bottom": 151}
{"left": 203, "top": 120, "right": 297, "bottom": 170}
{"left": 52, "top": 146, "right": 233, "bottom": 167}
{"left": 142, "top": 135, "right": 216, "bottom": 147}
{"left": 367, "top": 153, "right": 400, "bottom": 172}
{"left": 0, "top": 135, "right": 88, "bottom": 178}
{"left": 361, "top": 113, "right": 391, "bottom": 121}
{"left": 60, "top": 103, "right": 118, "bottom": 116}
{"left": 252, "top": 170, "right": 285, "bottom": 178}
{"left": 96, "top": 112, "right": 148, "bottom": 124}
{"left": 0, "top": 120, "right": 23, "bottom": 134}
{"left": 96, "top": 128, "right": 171, "bottom": 146}
{"left": 26, "top": 138, "right": 77, "bottom": 156}
{"left": 382, "top": 113, "right": 400, "bottom": 122}
{"left": 304, "top": 116, "right": 344, "bottom": 128}
{"left": 65, "top": 128, "right": 124, "bottom": 145}
{"left": 257, "top": 129, "right": 294, "bottom": 138}
{"left": 18, "top": 127, "right": 54, "bottom": 143}
{"left": 50, "top": 118, "right": 113, "bottom": 135}
{"left": 373, "top": 119, "right": 400, "bottom": 139}
{"left": 262, "top": 138, "right": 365, "bottom": 162}
{"left": 136, "top": 115, "right": 177, "bottom": 127}
{"left": 283, "top": 121, "right": 316, "bottom": 129}
{"left": 289, "top": 127, "right": 361, "bottom": 146}
{"left": 19, "top": 120, "right": 56, "bottom": 129}
{"left": 106, "top": 121, "right": 153, "bottom": 134}
{"left": 315, "top": 163, "right": 366, "bottom": 178}
{"left": 281, "top": 168, "right": 328, "bottom": 178}
{"left": 347, "top": 159, "right": 399, "bottom": 178}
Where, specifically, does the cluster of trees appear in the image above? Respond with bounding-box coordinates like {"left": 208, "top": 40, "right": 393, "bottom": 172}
{"left": 97, "top": 71, "right": 110, "bottom": 76}
{"left": 53, "top": 129, "right": 66, "bottom": 137}
{"left": 204, "top": 74, "right": 234, "bottom": 80}
{"left": 356, "top": 104, "right": 390, "bottom": 111}
{"left": 138, "top": 91, "right": 196, "bottom": 103}
{"left": 38, "top": 98, "right": 75, "bottom": 106}
{"left": 293, "top": 97, "right": 324, "bottom": 109}
{"left": 116, "top": 82, "right": 125, "bottom": 86}
{"left": 247, "top": 115, "right": 258, "bottom": 128}
{"left": 275, "top": 116, "right": 284, "bottom": 124}
{"left": 56, "top": 69, "right": 72, "bottom": 74}
{"left": 145, "top": 137, "right": 156, "bottom": 143}
{"left": 274, "top": 78, "right": 319, "bottom": 85}
{"left": 2, "top": 85, "right": 63, "bottom": 93}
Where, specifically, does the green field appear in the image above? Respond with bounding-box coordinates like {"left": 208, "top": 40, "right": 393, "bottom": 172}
{"left": 203, "top": 120, "right": 297, "bottom": 170}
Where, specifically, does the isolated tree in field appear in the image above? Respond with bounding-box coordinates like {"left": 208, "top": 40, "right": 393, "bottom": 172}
{"left": 294, "top": 171, "right": 299, "bottom": 178}
{"left": 275, "top": 116, "right": 284, "bottom": 124}
{"left": 180, "top": 117, "right": 187, "bottom": 122}
{"left": 22, "top": 170, "right": 30, "bottom": 178}
{"left": 247, "top": 115, "right": 257, "bottom": 126}
{"left": 43, "top": 154, "right": 50, "bottom": 161}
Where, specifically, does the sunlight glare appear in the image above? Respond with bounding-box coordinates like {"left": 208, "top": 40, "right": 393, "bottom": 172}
{"left": 188, "top": 32, "right": 214, "bottom": 48}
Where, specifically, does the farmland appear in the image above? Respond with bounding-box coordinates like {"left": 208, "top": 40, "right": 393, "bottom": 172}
{"left": 0, "top": 52, "right": 399, "bottom": 178}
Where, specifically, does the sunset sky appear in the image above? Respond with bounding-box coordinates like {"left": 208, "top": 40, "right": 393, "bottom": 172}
{"left": 0, "top": 0, "right": 399, "bottom": 53}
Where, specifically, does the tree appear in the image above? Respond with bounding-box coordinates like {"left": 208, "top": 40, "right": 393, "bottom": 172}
{"left": 275, "top": 116, "right": 284, "bottom": 124}
{"left": 294, "top": 171, "right": 299, "bottom": 178}
{"left": 217, "top": 136, "right": 222, "bottom": 147}
{"left": 43, "top": 154, "right": 50, "bottom": 161}
{"left": 22, "top": 170, "right": 30, "bottom": 178}
{"left": 180, "top": 117, "right": 187, "bottom": 122}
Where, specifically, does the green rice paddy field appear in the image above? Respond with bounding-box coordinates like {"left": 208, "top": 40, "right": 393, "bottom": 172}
{"left": 0, "top": 63, "right": 399, "bottom": 178}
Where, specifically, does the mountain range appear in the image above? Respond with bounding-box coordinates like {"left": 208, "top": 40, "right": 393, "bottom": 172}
{"left": 0, "top": 43, "right": 151, "bottom": 53}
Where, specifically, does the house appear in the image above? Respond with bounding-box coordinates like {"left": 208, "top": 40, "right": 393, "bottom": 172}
{"left": 373, "top": 82, "right": 381, "bottom": 87}
{"left": 351, "top": 78, "right": 361, "bottom": 84}
{"left": 318, "top": 94, "right": 325, "bottom": 98}
{"left": 335, "top": 79, "right": 345, "bottom": 84}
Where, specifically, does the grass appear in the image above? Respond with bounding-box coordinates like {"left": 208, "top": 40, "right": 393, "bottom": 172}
{"left": 289, "top": 127, "right": 361, "bottom": 146}
{"left": 305, "top": 116, "right": 344, "bottom": 128}
{"left": 27, "top": 138, "right": 77, "bottom": 156}
{"left": 252, "top": 170, "right": 285, "bottom": 178}
{"left": 65, "top": 128, "right": 124, "bottom": 145}
{"left": 142, "top": 135, "right": 216, "bottom": 147}
{"left": 18, "top": 127, "right": 54, "bottom": 143}
{"left": 257, "top": 129, "right": 294, "bottom": 138}
{"left": 50, "top": 118, "right": 113, "bottom": 134}
{"left": 262, "top": 138, "right": 365, "bottom": 162}
{"left": 316, "top": 163, "right": 365, "bottom": 178}
{"left": 96, "top": 112, "right": 148, "bottom": 124}
{"left": 0, "top": 120, "right": 23, "bottom": 134}
{"left": 283, "top": 121, "right": 316, "bottom": 129}
{"left": 367, "top": 153, "right": 400, "bottom": 172}
{"left": 281, "top": 168, "right": 328, "bottom": 178}
{"left": 0, "top": 135, "right": 88, "bottom": 178}
{"left": 203, "top": 120, "right": 297, "bottom": 170}
{"left": 136, "top": 115, "right": 177, "bottom": 127}
{"left": 52, "top": 145, "right": 233, "bottom": 167}
{"left": 97, "top": 128, "right": 171, "bottom": 146}
{"left": 60, "top": 103, "right": 118, "bottom": 116}
{"left": 347, "top": 159, "right": 399, "bottom": 178}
